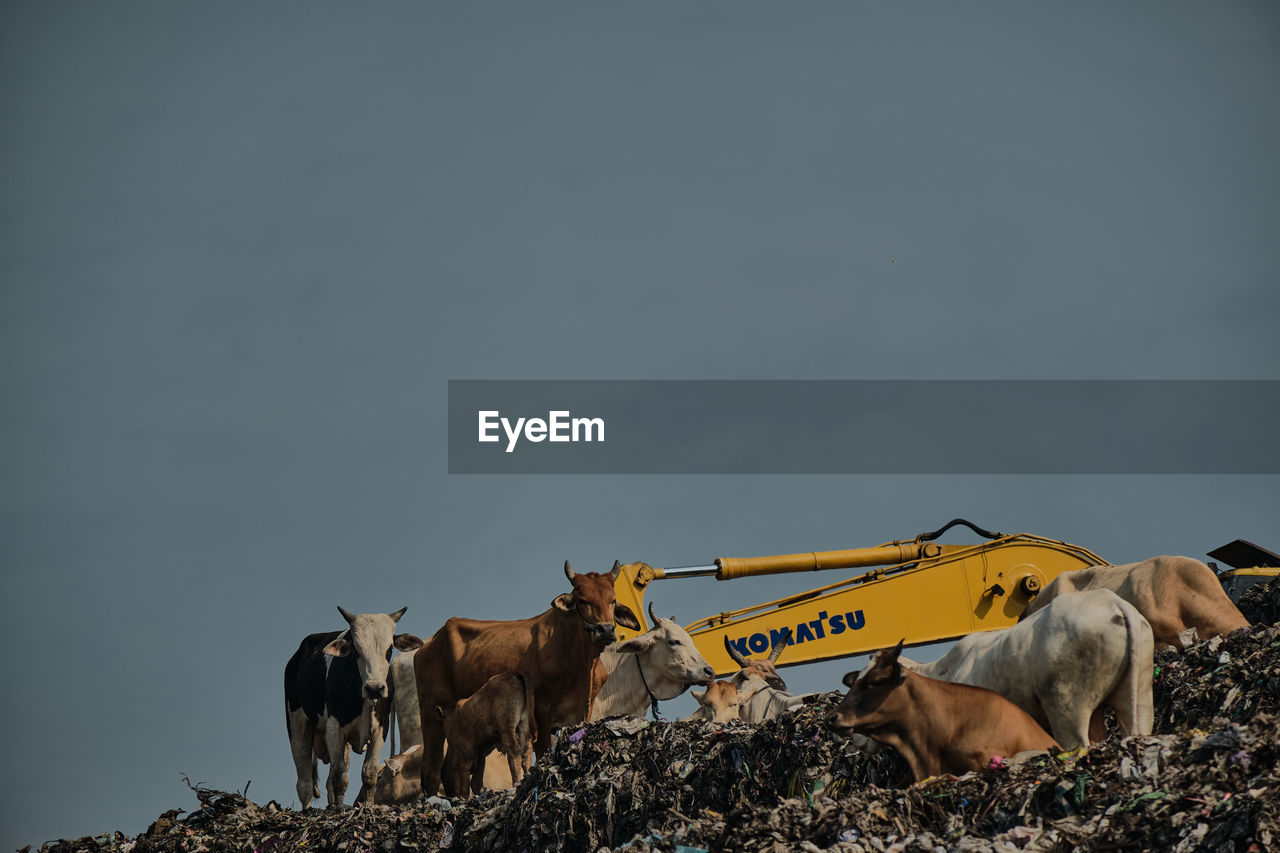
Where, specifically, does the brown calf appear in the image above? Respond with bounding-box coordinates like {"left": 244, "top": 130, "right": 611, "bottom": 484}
{"left": 1020, "top": 556, "right": 1248, "bottom": 648}
{"left": 438, "top": 672, "right": 534, "bottom": 797}
{"left": 415, "top": 561, "right": 640, "bottom": 797}
{"left": 828, "top": 640, "right": 1059, "bottom": 782}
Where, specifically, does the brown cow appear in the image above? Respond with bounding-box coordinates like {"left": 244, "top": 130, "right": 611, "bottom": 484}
{"left": 415, "top": 560, "right": 641, "bottom": 797}
{"left": 1020, "top": 556, "right": 1249, "bottom": 648}
{"left": 828, "top": 641, "right": 1059, "bottom": 782}
{"left": 438, "top": 672, "right": 534, "bottom": 796}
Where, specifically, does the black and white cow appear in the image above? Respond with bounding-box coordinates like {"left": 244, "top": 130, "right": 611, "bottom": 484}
{"left": 284, "top": 606, "right": 423, "bottom": 808}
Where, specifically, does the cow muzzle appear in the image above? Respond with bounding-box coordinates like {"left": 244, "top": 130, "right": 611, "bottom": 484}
{"left": 586, "top": 621, "right": 617, "bottom": 646}
{"left": 364, "top": 681, "right": 389, "bottom": 701}
{"left": 691, "top": 665, "right": 715, "bottom": 686}
{"left": 825, "top": 711, "right": 854, "bottom": 736}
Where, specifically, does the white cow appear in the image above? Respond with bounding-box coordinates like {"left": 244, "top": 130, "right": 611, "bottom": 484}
{"left": 284, "top": 607, "right": 422, "bottom": 808}
{"left": 905, "top": 589, "right": 1154, "bottom": 749}
{"left": 591, "top": 603, "right": 716, "bottom": 718}
{"left": 721, "top": 629, "right": 815, "bottom": 723}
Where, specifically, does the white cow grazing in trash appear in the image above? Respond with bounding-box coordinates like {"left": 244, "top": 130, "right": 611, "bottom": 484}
{"left": 284, "top": 606, "right": 423, "bottom": 808}
{"left": 903, "top": 589, "right": 1154, "bottom": 749}
{"left": 722, "top": 630, "right": 816, "bottom": 723}
{"left": 590, "top": 603, "right": 716, "bottom": 718}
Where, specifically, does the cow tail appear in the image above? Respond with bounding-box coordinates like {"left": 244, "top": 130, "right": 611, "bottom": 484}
{"left": 388, "top": 694, "right": 397, "bottom": 757}
{"left": 1120, "top": 602, "right": 1156, "bottom": 736}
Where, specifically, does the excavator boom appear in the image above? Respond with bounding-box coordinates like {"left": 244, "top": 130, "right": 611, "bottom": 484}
{"left": 612, "top": 520, "right": 1107, "bottom": 677}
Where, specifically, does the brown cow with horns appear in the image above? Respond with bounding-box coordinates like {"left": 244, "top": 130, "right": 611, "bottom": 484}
{"left": 414, "top": 559, "right": 640, "bottom": 798}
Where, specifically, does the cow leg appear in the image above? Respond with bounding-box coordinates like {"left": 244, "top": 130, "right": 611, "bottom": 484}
{"left": 357, "top": 711, "right": 386, "bottom": 802}
{"left": 420, "top": 720, "right": 446, "bottom": 799}
{"left": 1043, "top": 702, "right": 1090, "bottom": 750}
{"left": 325, "top": 717, "right": 351, "bottom": 806}
{"left": 288, "top": 707, "right": 318, "bottom": 809}
{"left": 470, "top": 752, "right": 485, "bottom": 795}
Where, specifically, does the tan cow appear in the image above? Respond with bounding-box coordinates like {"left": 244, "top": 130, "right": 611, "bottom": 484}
{"left": 686, "top": 679, "right": 761, "bottom": 724}
{"left": 373, "top": 745, "right": 423, "bottom": 804}
{"left": 414, "top": 560, "right": 641, "bottom": 797}
{"left": 438, "top": 672, "right": 534, "bottom": 796}
{"left": 1021, "top": 556, "right": 1249, "bottom": 648}
{"left": 828, "top": 641, "right": 1059, "bottom": 782}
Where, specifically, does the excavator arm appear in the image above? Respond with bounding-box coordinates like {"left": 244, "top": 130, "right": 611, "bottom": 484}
{"left": 613, "top": 519, "right": 1108, "bottom": 677}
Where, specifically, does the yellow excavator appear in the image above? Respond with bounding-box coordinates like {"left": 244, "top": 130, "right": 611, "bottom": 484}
{"left": 611, "top": 518, "right": 1275, "bottom": 678}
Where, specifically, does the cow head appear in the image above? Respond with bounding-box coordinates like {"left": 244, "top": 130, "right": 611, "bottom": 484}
{"left": 553, "top": 560, "right": 641, "bottom": 647}
{"left": 324, "top": 606, "right": 423, "bottom": 701}
{"left": 827, "top": 639, "right": 907, "bottom": 737}
{"left": 611, "top": 602, "right": 715, "bottom": 696}
{"left": 689, "top": 678, "right": 761, "bottom": 724}
{"left": 725, "top": 627, "right": 791, "bottom": 692}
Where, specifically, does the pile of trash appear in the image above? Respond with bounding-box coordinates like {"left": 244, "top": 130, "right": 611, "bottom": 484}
{"left": 1237, "top": 576, "right": 1279, "bottom": 628}
{"left": 39, "top": 621, "right": 1280, "bottom": 853}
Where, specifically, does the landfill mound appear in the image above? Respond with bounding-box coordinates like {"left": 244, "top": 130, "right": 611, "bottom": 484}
{"left": 39, "top": 624, "right": 1280, "bottom": 853}
{"left": 1237, "top": 576, "right": 1279, "bottom": 628}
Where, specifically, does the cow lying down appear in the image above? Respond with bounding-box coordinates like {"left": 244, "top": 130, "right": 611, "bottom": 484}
{"left": 829, "top": 641, "right": 1059, "bottom": 782}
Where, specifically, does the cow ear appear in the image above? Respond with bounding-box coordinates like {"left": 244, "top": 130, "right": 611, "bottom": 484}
{"left": 613, "top": 603, "right": 641, "bottom": 630}
{"left": 325, "top": 638, "right": 351, "bottom": 657}
{"left": 434, "top": 706, "right": 446, "bottom": 720}
{"left": 552, "top": 593, "right": 575, "bottom": 612}
{"left": 385, "top": 755, "right": 403, "bottom": 773}
{"left": 389, "top": 606, "right": 407, "bottom": 624}
{"left": 841, "top": 671, "right": 858, "bottom": 689}
{"left": 690, "top": 689, "right": 705, "bottom": 703}
{"left": 614, "top": 632, "right": 658, "bottom": 655}
{"left": 395, "top": 633, "right": 424, "bottom": 652}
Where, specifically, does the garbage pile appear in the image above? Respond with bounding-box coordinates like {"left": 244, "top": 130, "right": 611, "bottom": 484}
{"left": 1237, "top": 576, "right": 1279, "bottom": 628}
{"left": 39, "top": 624, "right": 1280, "bottom": 853}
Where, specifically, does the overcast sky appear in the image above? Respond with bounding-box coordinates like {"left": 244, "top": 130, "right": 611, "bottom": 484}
{"left": 2, "top": 2, "right": 1278, "bottom": 849}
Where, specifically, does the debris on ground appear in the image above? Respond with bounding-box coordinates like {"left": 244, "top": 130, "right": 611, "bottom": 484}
{"left": 38, "top": 621, "right": 1280, "bottom": 853}
{"left": 1237, "top": 576, "right": 1280, "bottom": 628}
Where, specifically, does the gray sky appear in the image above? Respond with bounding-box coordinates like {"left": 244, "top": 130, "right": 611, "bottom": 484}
{"left": 2, "top": 2, "right": 1278, "bottom": 849}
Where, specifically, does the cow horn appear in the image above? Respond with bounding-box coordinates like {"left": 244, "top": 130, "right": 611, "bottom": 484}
{"left": 389, "top": 606, "right": 407, "bottom": 623}
{"left": 337, "top": 606, "right": 356, "bottom": 624}
{"left": 647, "top": 601, "right": 660, "bottom": 628}
{"left": 724, "top": 635, "right": 748, "bottom": 667}
{"left": 768, "top": 627, "right": 792, "bottom": 662}
{"left": 609, "top": 559, "right": 622, "bottom": 580}
{"left": 564, "top": 561, "right": 575, "bottom": 581}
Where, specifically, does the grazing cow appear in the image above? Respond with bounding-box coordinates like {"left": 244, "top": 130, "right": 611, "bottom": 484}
{"left": 905, "top": 589, "right": 1153, "bottom": 749}
{"left": 722, "top": 629, "right": 814, "bottom": 723}
{"left": 723, "top": 630, "right": 791, "bottom": 691}
{"left": 686, "top": 679, "right": 764, "bottom": 724}
{"left": 284, "top": 607, "right": 423, "bottom": 808}
{"left": 415, "top": 560, "right": 641, "bottom": 798}
{"left": 373, "top": 745, "right": 423, "bottom": 805}
{"left": 591, "top": 603, "right": 716, "bottom": 718}
{"left": 1021, "top": 556, "right": 1249, "bottom": 648}
{"left": 828, "top": 640, "right": 1059, "bottom": 782}
{"left": 439, "top": 672, "right": 534, "bottom": 796}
